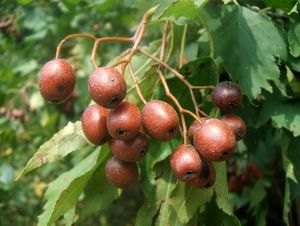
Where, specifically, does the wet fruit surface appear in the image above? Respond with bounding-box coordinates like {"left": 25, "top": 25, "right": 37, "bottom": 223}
{"left": 39, "top": 59, "right": 75, "bottom": 103}
{"left": 81, "top": 104, "right": 110, "bottom": 145}
{"left": 220, "top": 114, "right": 246, "bottom": 141}
{"left": 105, "top": 156, "right": 139, "bottom": 188}
{"left": 88, "top": 67, "right": 127, "bottom": 109}
{"left": 212, "top": 81, "right": 242, "bottom": 112}
{"left": 170, "top": 144, "right": 203, "bottom": 182}
{"left": 141, "top": 100, "right": 179, "bottom": 141}
{"left": 193, "top": 119, "right": 236, "bottom": 161}
{"left": 107, "top": 101, "right": 141, "bottom": 140}
{"left": 109, "top": 133, "right": 148, "bottom": 162}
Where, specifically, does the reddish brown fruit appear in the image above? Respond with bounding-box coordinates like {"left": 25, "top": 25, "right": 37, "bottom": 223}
{"left": 39, "top": 59, "right": 75, "bottom": 103}
{"left": 81, "top": 104, "right": 110, "bottom": 145}
{"left": 109, "top": 133, "right": 148, "bottom": 162}
{"left": 194, "top": 119, "right": 236, "bottom": 161}
{"left": 107, "top": 101, "right": 141, "bottom": 140}
{"left": 170, "top": 144, "right": 203, "bottom": 182}
{"left": 187, "top": 161, "right": 216, "bottom": 188}
{"left": 88, "top": 67, "right": 127, "bottom": 109}
{"left": 141, "top": 100, "right": 179, "bottom": 141}
{"left": 187, "top": 118, "right": 209, "bottom": 143}
{"left": 220, "top": 114, "right": 246, "bottom": 141}
{"left": 105, "top": 156, "right": 138, "bottom": 188}
{"left": 211, "top": 81, "right": 242, "bottom": 112}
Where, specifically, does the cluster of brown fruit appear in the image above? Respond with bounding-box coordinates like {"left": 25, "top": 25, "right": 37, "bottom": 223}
{"left": 38, "top": 58, "right": 246, "bottom": 189}
{"left": 39, "top": 59, "right": 180, "bottom": 188}
{"left": 170, "top": 81, "right": 246, "bottom": 188}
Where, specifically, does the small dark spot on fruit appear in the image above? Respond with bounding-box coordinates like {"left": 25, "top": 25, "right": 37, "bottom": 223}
{"left": 56, "top": 85, "right": 65, "bottom": 93}
{"left": 111, "top": 96, "right": 119, "bottom": 103}
{"left": 139, "top": 148, "right": 145, "bottom": 155}
{"left": 223, "top": 151, "right": 229, "bottom": 156}
{"left": 52, "top": 99, "right": 60, "bottom": 103}
{"left": 168, "top": 127, "right": 176, "bottom": 134}
{"left": 235, "top": 129, "right": 243, "bottom": 138}
{"left": 184, "top": 170, "right": 194, "bottom": 178}
{"left": 228, "top": 102, "right": 235, "bottom": 109}
{"left": 205, "top": 181, "right": 211, "bottom": 188}
{"left": 111, "top": 78, "right": 115, "bottom": 82}
{"left": 200, "top": 162, "right": 210, "bottom": 179}
{"left": 117, "top": 129, "right": 126, "bottom": 136}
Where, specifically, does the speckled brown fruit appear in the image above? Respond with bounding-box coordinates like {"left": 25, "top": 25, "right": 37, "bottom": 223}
{"left": 105, "top": 156, "right": 138, "bottom": 188}
{"left": 107, "top": 101, "right": 141, "bottom": 140}
{"left": 220, "top": 114, "right": 246, "bottom": 141}
{"left": 170, "top": 144, "right": 203, "bottom": 182}
{"left": 211, "top": 81, "right": 242, "bottom": 112}
{"left": 187, "top": 161, "right": 216, "bottom": 188}
{"left": 187, "top": 118, "right": 209, "bottom": 144}
{"left": 194, "top": 119, "right": 236, "bottom": 161}
{"left": 141, "top": 100, "right": 179, "bottom": 141}
{"left": 81, "top": 104, "right": 110, "bottom": 145}
{"left": 109, "top": 133, "right": 148, "bottom": 162}
{"left": 88, "top": 67, "right": 127, "bottom": 109}
{"left": 39, "top": 59, "right": 75, "bottom": 103}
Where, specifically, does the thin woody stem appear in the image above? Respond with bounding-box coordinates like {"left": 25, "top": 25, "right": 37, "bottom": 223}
{"left": 125, "top": 7, "right": 156, "bottom": 65}
{"left": 55, "top": 34, "right": 97, "bottom": 59}
{"left": 139, "top": 48, "right": 212, "bottom": 118}
{"left": 91, "top": 37, "right": 133, "bottom": 68}
{"left": 128, "top": 63, "right": 147, "bottom": 105}
{"left": 157, "top": 21, "right": 193, "bottom": 144}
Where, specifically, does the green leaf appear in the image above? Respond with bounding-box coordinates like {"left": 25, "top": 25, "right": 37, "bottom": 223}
{"left": 263, "top": 0, "right": 298, "bottom": 13}
{"left": 283, "top": 178, "right": 292, "bottom": 226}
{"left": 200, "top": 198, "right": 241, "bottom": 226}
{"left": 169, "top": 183, "right": 213, "bottom": 225}
{"left": 258, "top": 93, "right": 300, "bottom": 136}
{"left": 154, "top": 0, "right": 209, "bottom": 25}
{"left": 63, "top": 207, "right": 78, "bottom": 226}
{"left": 78, "top": 157, "right": 119, "bottom": 221}
{"left": 200, "top": 4, "right": 287, "bottom": 99}
{"left": 214, "top": 162, "right": 233, "bottom": 215}
{"left": 38, "top": 146, "right": 107, "bottom": 226}
{"left": 248, "top": 180, "right": 266, "bottom": 210}
{"left": 155, "top": 164, "right": 178, "bottom": 226}
{"left": 139, "top": 139, "right": 180, "bottom": 200}
{"left": 16, "top": 121, "right": 88, "bottom": 180}
{"left": 288, "top": 20, "right": 300, "bottom": 57}
{"left": 135, "top": 202, "right": 159, "bottom": 226}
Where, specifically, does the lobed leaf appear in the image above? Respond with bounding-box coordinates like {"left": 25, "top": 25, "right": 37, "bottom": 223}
{"left": 199, "top": 4, "right": 287, "bottom": 100}
{"left": 288, "top": 19, "right": 300, "bottom": 57}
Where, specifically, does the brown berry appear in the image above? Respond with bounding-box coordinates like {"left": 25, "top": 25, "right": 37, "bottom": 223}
{"left": 107, "top": 101, "right": 141, "bottom": 140}
{"left": 187, "top": 161, "right": 216, "bottom": 188}
{"left": 212, "top": 81, "right": 242, "bottom": 112}
{"left": 105, "top": 156, "right": 138, "bottom": 188}
{"left": 39, "top": 59, "right": 75, "bottom": 103}
{"left": 88, "top": 67, "right": 127, "bottom": 109}
{"left": 194, "top": 119, "right": 236, "bottom": 161}
{"left": 187, "top": 118, "right": 209, "bottom": 143}
{"left": 141, "top": 100, "right": 179, "bottom": 141}
{"left": 170, "top": 144, "right": 203, "bottom": 182}
{"left": 81, "top": 104, "right": 110, "bottom": 145}
{"left": 220, "top": 114, "right": 246, "bottom": 141}
{"left": 109, "top": 133, "right": 148, "bottom": 162}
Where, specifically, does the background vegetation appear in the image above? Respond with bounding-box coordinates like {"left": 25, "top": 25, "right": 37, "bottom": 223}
{"left": 1, "top": 0, "right": 300, "bottom": 225}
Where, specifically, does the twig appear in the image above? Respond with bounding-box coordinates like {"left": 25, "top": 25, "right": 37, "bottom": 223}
{"left": 156, "top": 22, "right": 203, "bottom": 144}
{"left": 128, "top": 63, "right": 147, "bottom": 105}
{"left": 138, "top": 48, "right": 212, "bottom": 118}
